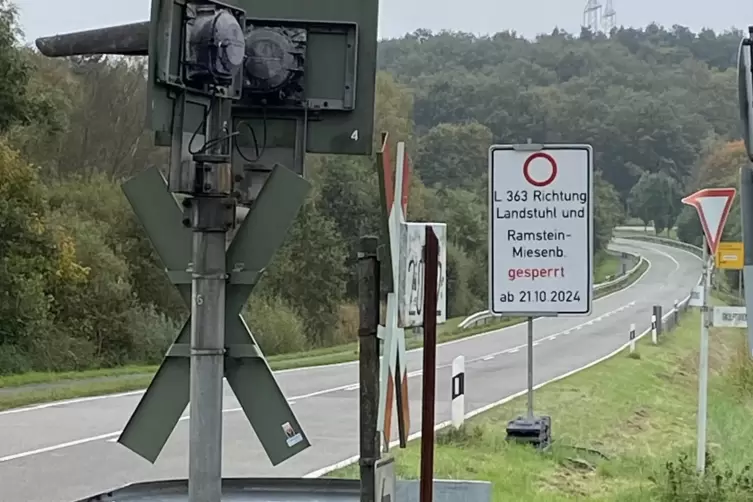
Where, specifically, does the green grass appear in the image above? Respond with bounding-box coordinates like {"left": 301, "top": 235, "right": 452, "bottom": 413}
{"left": 327, "top": 305, "right": 753, "bottom": 501}
{"left": 0, "top": 258, "right": 648, "bottom": 411}
{"left": 594, "top": 253, "right": 624, "bottom": 282}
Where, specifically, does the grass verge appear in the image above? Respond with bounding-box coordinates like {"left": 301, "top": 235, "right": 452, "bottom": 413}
{"left": 327, "top": 302, "right": 753, "bottom": 501}
{"left": 0, "top": 255, "right": 649, "bottom": 412}
{"left": 594, "top": 252, "right": 624, "bottom": 282}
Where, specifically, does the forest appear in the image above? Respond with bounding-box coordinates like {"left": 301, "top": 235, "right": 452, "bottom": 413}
{"left": 0, "top": 0, "right": 745, "bottom": 374}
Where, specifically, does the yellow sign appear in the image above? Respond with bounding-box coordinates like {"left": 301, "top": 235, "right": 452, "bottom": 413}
{"left": 715, "top": 242, "right": 744, "bottom": 269}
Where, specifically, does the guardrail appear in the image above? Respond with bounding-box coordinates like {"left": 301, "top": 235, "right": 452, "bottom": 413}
{"left": 612, "top": 232, "right": 704, "bottom": 258}
{"left": 459, "top": 247, "right": 647, "bottom": 330}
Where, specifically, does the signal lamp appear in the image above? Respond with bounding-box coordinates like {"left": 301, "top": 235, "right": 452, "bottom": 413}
{"left": 184, "top": 5, "right": 246, "bottom": 87}
{"left": 243, "top": 26, "right": 306, "bottom": 105}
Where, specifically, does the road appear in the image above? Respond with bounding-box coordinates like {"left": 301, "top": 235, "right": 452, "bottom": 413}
{"left": 0, "top": 238, "right": 702, "bottom": 502}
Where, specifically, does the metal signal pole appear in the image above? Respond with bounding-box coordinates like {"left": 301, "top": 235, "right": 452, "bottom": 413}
{"left": 188, "top": 97, "right": 233, "bottom": 502}
{"left": 696, "top": 242, "right": 710, "bottom": 473}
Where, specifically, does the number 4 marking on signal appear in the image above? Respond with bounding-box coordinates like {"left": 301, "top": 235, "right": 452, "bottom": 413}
{"left": 351, "top": 130, "right": 359, "bottom": 141}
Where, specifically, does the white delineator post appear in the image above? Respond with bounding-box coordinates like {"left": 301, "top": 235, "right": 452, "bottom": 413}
{"left": 651, "top": 314, "right": 657, "bottom": 344}
{"left": 629, "top": 323, "right": 636, "bottom": 353}
{"left": 451, "top": 355, "right": 465, "bottom": 429}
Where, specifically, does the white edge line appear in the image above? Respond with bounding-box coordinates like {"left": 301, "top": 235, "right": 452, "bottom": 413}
{"left": 0, "top": 239, "right": 689, "bottom": 416}
{"left": 302, "top": 287, "right": 697, "bottom": 479}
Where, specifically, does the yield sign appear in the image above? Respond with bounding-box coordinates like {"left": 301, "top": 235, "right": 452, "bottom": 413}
{"left": 681, "top": 187, "right": 737, "bottom": 255}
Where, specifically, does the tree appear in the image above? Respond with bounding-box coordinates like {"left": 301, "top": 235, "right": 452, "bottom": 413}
{"left": 628, "top": 171, "right": 681, "bottom": 235}
{"left": 628, "top": 172, "right": 655, "bottom": 230}
{"left": 0, "top": 1, "right": 34, "bottom": 133}
{"left": 257, "top": 198, "right": 348, "bottom": 345}
{"left": 593, "top": 172, "right": 623, "bottom": 253}
{"left": 415, "top": 121, "right": 493, "bottom": 190}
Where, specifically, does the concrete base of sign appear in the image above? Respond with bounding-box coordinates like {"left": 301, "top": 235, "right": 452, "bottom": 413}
{"left": 70, "top": 477, "right": 493, "bottom": 502}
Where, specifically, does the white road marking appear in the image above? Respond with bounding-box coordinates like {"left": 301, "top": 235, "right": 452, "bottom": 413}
{"left": 482, "top": 356, "right": 494, "bottom": 361}
{"left": 0, "top": 433, "right": 122, "bottom": 462}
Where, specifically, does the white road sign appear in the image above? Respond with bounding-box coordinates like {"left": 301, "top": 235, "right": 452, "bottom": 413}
{"left": 375, "top": 455, "right": 396, "bottom": 502}
{"left": 689, "top": 285, "right": 704, "bottom": 307}
{"left": 488, "top": 144, "right": 594, "bottom": 316}
{"left": 398, "top": 222, "right": 447, "bottom": 328}
{"left": 712, "top": 306, "right": 748, "bottom": 328}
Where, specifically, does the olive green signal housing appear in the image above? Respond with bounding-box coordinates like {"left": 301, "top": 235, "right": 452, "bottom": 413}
{"left": 37, "top": 0, "right": 380, "bottom": 201}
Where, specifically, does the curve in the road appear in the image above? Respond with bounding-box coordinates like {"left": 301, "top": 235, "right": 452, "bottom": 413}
{"left": 0, "top": 238, "right": 703, "bottom": 502}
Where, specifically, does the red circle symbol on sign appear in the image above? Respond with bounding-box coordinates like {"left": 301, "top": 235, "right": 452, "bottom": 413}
{"left": 523, "top": 152, "right": 557, "bottom": 187}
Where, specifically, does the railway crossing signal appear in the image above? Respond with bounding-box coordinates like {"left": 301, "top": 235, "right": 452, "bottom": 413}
{"left": 117, "top": 165, "right": 311, "bottom": 466}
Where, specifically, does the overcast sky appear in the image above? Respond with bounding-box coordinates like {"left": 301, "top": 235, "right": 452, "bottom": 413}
{"left": 14, "top": 0, "right": 753, "bottom": 45}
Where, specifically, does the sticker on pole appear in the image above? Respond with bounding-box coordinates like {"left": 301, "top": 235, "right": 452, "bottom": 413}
{"left": 681, "top": 187, "right": 737, "bottom": 255}
{"left": 281, "top": 422, "right": 303, "bottom": 447}
{"left": 488, "top": 144, "right": 594, "bottom": 316}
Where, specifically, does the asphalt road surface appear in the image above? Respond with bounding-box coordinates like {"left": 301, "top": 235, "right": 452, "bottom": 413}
{"left": 0, "top": 238, "right": 702, "bottom": 502}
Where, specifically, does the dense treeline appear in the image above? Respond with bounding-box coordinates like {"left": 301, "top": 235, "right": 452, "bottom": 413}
{"left": 0, "top": 0, "right": 744, "bottom": 374}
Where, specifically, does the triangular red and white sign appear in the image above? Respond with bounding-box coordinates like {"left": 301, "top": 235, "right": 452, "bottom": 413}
{"left": 681, "top": 187, "right": 737, "bottom": 255}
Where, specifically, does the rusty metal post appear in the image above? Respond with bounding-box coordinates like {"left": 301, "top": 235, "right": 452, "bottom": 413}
{"left": 419, "top": 227, "right": 439, "bottom": 502}
{"left": 358, "top": 236, "right": 381, "bottom": 502}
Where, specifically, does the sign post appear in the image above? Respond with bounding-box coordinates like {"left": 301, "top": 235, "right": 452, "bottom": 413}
{"left": 418, "top": 227, "right": 440, "bottom": 502}
{"left": 681, "top": 187, "right": 737, "bottom": 473}
{"left": 488, "top": 143, "right": 593, "bottom": 447}
{"left": 737, "top": 28, "right": 753, "bottom": 365}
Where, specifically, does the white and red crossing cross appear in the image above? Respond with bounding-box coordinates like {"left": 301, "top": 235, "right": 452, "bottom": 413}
{"left": 681, "top": 187, "right": 737, "bottom": 255}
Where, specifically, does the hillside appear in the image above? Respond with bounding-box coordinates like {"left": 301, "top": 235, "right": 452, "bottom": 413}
{"left": 0, "top": 0, "right": 744, "bottom": 375}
